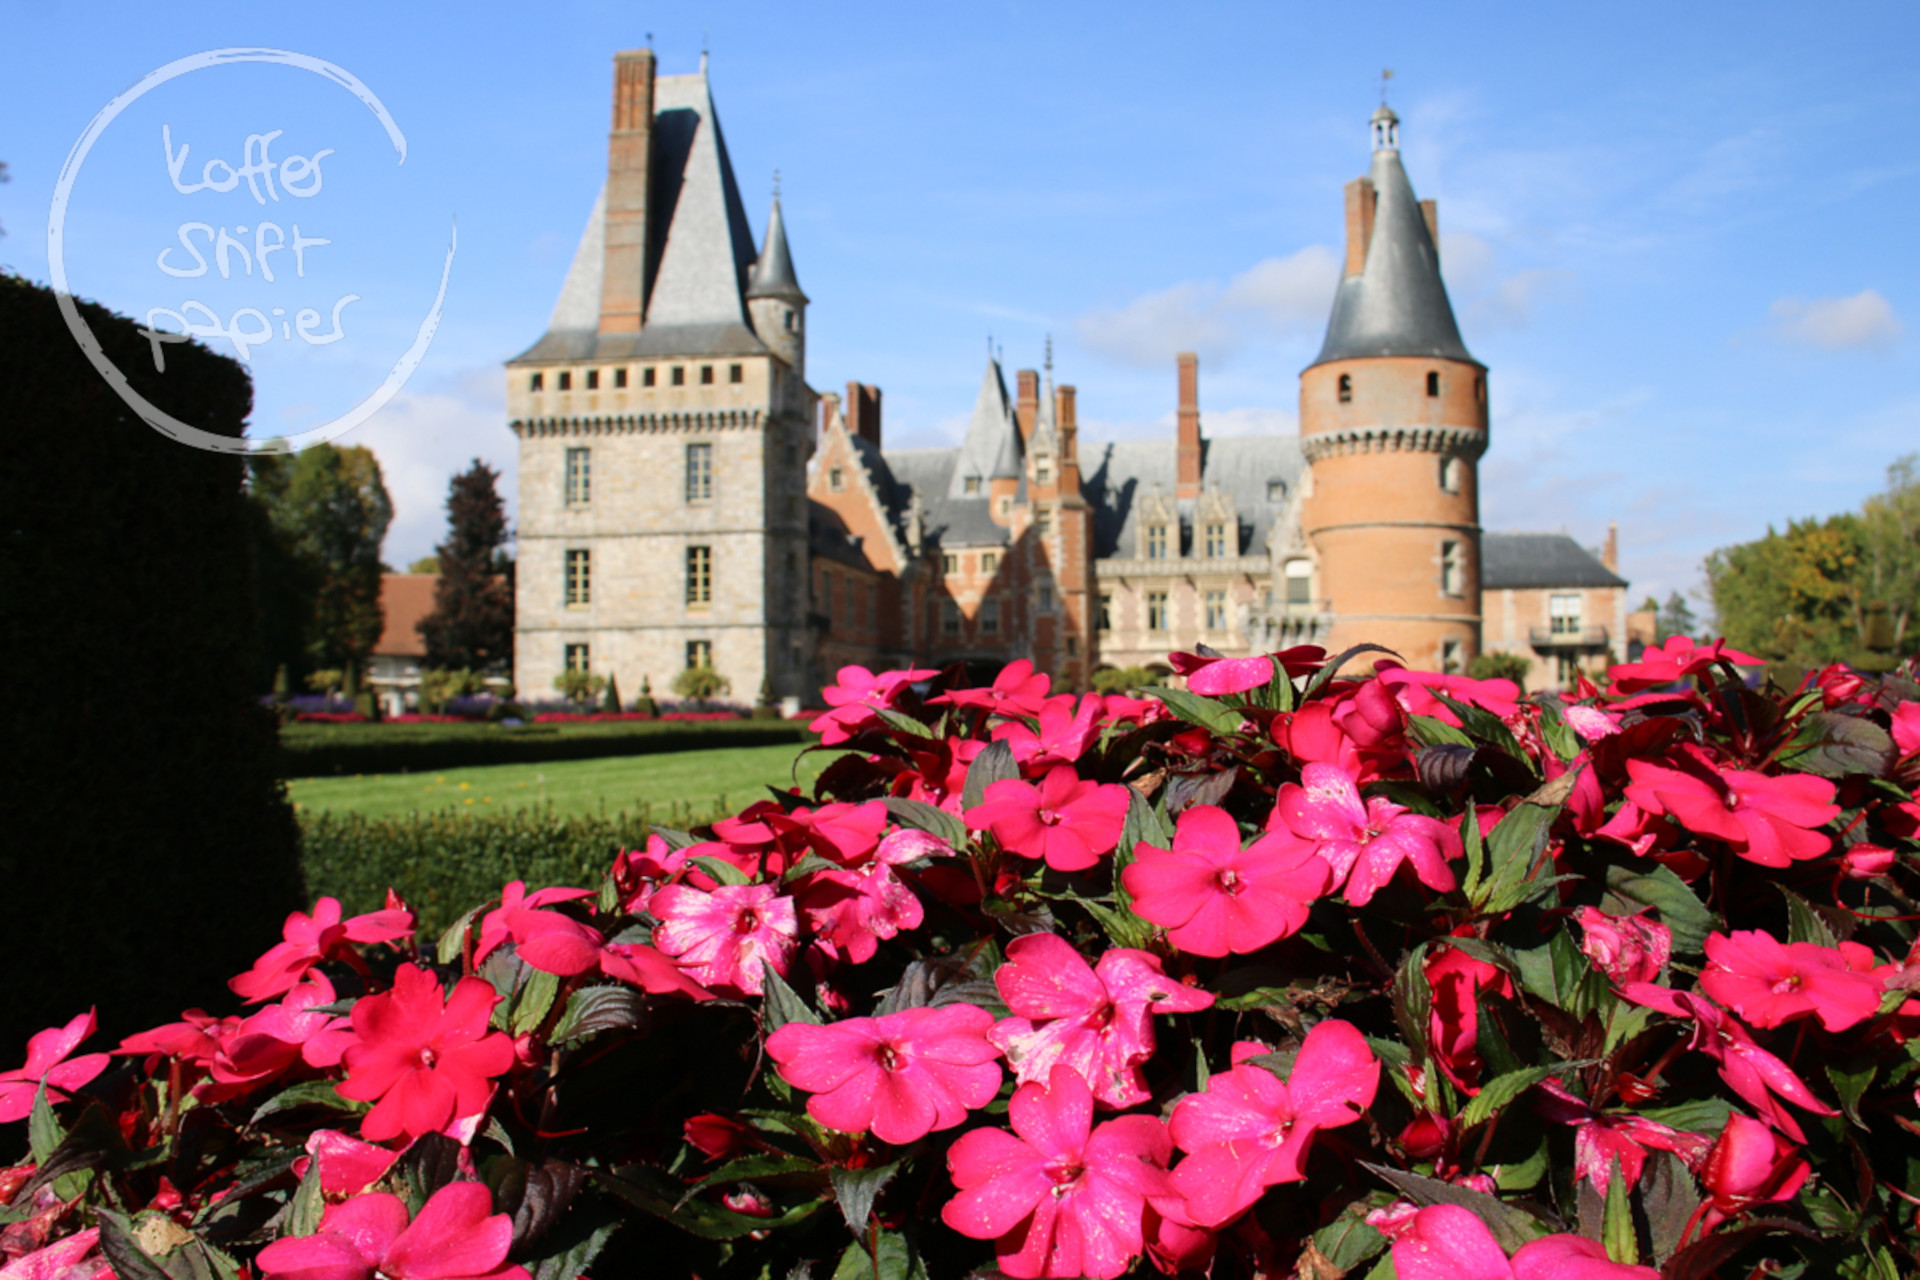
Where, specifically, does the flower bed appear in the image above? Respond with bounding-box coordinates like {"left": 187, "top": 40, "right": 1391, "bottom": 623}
{"left": 9, "top": 636, "right": 1920, "bottom": 1279}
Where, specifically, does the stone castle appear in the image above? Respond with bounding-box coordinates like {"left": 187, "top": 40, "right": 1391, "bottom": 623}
{"left": 508, "top": 52, "right": 1628, "bottom": 703}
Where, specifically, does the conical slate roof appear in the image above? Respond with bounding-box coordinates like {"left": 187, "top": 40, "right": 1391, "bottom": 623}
{"left": 1311, "top": 131, "right": 1478, "bottom": 369}
{"left": 746, "top": 198, "right": 806, "bottom": 303}
{"left": 948, "top": 358, "right": 1023, "bottom": 499}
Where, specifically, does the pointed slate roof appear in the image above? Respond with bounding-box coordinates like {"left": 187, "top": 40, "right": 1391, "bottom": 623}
{"left": 1311, "top": 119, "right": 1478, "bottom": 369}
{"left": 747, "top": 198, "right": 806, "bottom": 303}
{"left": 948, "top": 359, "right": 1023, "bottom": 498}
{"left": 511, "top": 68, "right": 768, "bottom": 363}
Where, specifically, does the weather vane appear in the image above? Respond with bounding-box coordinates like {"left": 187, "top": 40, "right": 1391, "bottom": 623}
{"left": 1380, "top": 68, "right": 1394, "bottom": 104}
{"left": 773, "top": 168, "right": 781, "bottom": 202}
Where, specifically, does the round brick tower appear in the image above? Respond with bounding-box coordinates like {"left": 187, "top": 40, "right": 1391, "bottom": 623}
{"left": 1299, "top": 104, "right": 1487, "bottom": 673}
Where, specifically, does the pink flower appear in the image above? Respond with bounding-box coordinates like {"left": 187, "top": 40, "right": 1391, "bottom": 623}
{"left": 118, "top": 1009, "right": 237, "bottom": 1068}
{"left": 0, "top": 1011, "right": 110, "bottom": 1123}
{"left": 766, "top": 800, "right": 891, "bottom": 865}
{"left": 294, "top": 1130, "right": 402, "bottom": 1199}
{"left": 1561, "top": 703, "right": 1621, "bottom": 742}
{"left": 1425, "top": 945, "right": 1513, "bottom": 1094}
{"left": 597, "top": 942, "right": 715, "bottom": 1002}
{"left": 1387, "top": 1205, "right": 1657, "bottom": 1280}
{"left": 650, "top": 882, "right": 799, "bottom": 998}
{"left": 943, "top": 1064, "right": 1178, "bottom": 1279}
{"left": 1608, "top": 634, "right": 1760, "bottom": 695}
{"left": 204, "top": 972, "right": 356, "bottom": 1100}
{"left": 809, "top": 664, "right": 937, "bottom": 745}
{"left": 1535, "top": 1080, "right": 1710, "bottom": 1195}
{"left": 1169, "top": 645, "right": 1324, "bottom": 696}
{"left": 336, "top": 965, "right": 515, "bottom": 1144}
{"left": 612, "top": 835, "right": 689, "bottom": 915}
{"left": 1269, "top": 762, "right": 1462, "bottom": 906}
{"left": 800, "top": 829, "right": 943, "bottom": 963}
{"left": 765, "top": 1004, "right": 1001, "bottom": 1144}
{"left": 1376, "top": 663, "right": 1523, "bottom": 723}
{"left": 1623, "top": 756, "right": 1839, "bottom": 868}
{"left": 966, "top": 765, "right": 1131, "bottom": 872}
{"left": 1168, "top": 1020, "right": 1379, "bottom": 1227}
{"left": 0, "top": 1228, "right": 111, "bottom": 1280}
{"left": 1698, "top": 930, "right": 1884, "bottom": 1032}
{"left": 932, "top": 658, "right": 1053, "bottom": 719}
{"left": 474, "top": 881, "right": 604, "bottom": 977}
{"left": 1893, "top": 703, "right": 1920, "bottom": 758}
{"left": 255, "top": 1181, "right": 530, "bottom": 1280}
{"left": 989, "top": 933, "right": 1213, "bottom": 1108}
{"left": 1842, "top": 843, "right": 1896, "bottom": 879}
{"left": 1121, "top": 805, "right": 1330, "bottom": 957}
{"left": 231, "top": 896, "right": 415, "bottom": 1003}
{"left": 992, "top": 694, "right": 1103, "bottom": 768}
{"left": 1698, "top": 1114, "right": 1809, "bottom": 1229}
{"left": 1621, "top": 984, "right": 1835, "bottom": 1142}
{"left": 1573, "top": 907, "right": 1672, "bottom": 986}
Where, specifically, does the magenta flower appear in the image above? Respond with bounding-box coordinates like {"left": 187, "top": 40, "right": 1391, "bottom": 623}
{"left": 1699, "top": 930, "right": 1885, "bottom": 1032}
{"left": 800, "top": 828, "right": 944, "bottom": 963}
{"left": 336, "top": 965, "right": 515, "bottom": 1144}
{"left": 1624, "top": 756, "right": 1839, "bottom": 868}
{"left": 0, "top": 1228, "right": 111, "bottom": 1280}
{"left": 943, "top": 1064, "right": 1178, "bottom": 1279}
{"left": 765, "top": 1004, "right": 1001, "bottom": 1144}
{"left": 1269, "top": 762, "right": 1462, "bottom": 906}
{"left": 932, "top": 658, "right": 1053, "bottom": 718}
{"left": 649, "top": 882, "right": 799, "bottom": 998}
{"left": 992, "top": 693, "right": 1103, "bottom": 768}
{"left": 1386, "top": 1205, "right": 1657, "bottom": 1280}
{"left": 1698, "top": 1114, "right": 1809, "bottom": 1229}
{"left": 1573, "top": 907, "right": 1671, "bottom": 986}
{"left": 597, "top": 942, "right": 715, "bottom": 1001}
{"left": 1168, "top": 645, "right": 1323, "bottom": 696}
{"left": 0, "top": 1010, "right": 110, "bottom": 1123}
{"left": 989, "top": 932, "right": 1213, "bottom": 1108}
{"left": 1375, "top": 663, "right": 1523, "bottom": 723}
{"left": 1621, "top": 983, "right": 1836, "bottom": 1141}
{"left": 1607, "top": 634, "right": 1760, "bottom": 695}
{"left": 294, "top": 1129, "right": 401, "bottom": 1199}
{"left": 966, "top": 764, "right": 1131, "bottom": 872}
{"left": 808, "top": 664, "right": 937, "bottom": 745}
{"left": 230, "top": 896, "right": 416, "bottom": 1003}
{"left": 255, "top": 1181, "right": 530, "bottom": 1280}
{"left": 1168, "top": 1020, "right": 1379, "bottom": 1227}
{"left": 1535, "top": 1079, "right": 1711, "bottom": 1195}
{"left": 1121, "top": 805, "right": 1330, "bottom": 957}
{"left": 204, "top": 972, "right": 356, "bottom": 1101}
{"left": 1894, "top": 702, "right": 1920, "bottom": 758}
{"left": 474, "top": 881, "right": 604, "bottom": 977}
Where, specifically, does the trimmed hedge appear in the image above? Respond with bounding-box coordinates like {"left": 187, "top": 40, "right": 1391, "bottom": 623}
{"left": 279, "top": 718, "right": 815, "bottom": 776}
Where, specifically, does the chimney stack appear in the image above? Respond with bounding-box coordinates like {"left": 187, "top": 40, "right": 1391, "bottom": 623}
{"left": 1420, "top": 198, "right": 1440, "bottom": 259}
{"left": 599, "top": 50, "right": 656, "bottom": 334}
{"left": 1015, "top": 369, "right": 1040, "bottom": 440}
{"left": 1176, "top": 352, "right": 1202, "bottom": 499}
{"left": 1343, "top": 176, "right": 1377, "bottom": 278}
{"left": 1603, "top": 521, "right": 1619, "bottom": 573}
{"left": 845, "top": 382, "right": 882, "bottom": 449}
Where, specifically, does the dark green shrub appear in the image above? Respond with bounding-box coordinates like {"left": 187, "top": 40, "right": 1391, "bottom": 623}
{"left": 278, "top": 719, "right": 814, "bottom": 775}
{"left": 1466, "top": 650, "right": 1533, "bottom": 683}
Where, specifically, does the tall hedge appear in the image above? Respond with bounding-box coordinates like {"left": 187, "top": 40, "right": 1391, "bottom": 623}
{"left": 0, "top": 274, "right": 304, "bottom": 1047}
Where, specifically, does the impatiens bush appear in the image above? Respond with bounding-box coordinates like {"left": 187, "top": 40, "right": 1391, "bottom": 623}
{"left": 12, "top": 640, "right": 1920, "bottom": 1279}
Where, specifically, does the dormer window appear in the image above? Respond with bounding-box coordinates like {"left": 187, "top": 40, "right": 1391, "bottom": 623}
{"left": 1035, "top": 459, "right": 1052, "bottom": 486}
{"left": 614, "top": 367, "right": 628, "bottom": 388}
{"left": 1426, "top": 371, "right": 1440, "bottom": 397}
{"left": 964, "top": 477, "right": 981, "bottom": 496}
{"left": 1205, "top": 523, "right": 1228, "bottom": 557}
{"left": 529, "top": 372, "right": 544, "bottom": 392}
{"left": 585, "top": 369, "right": 599, "bottom": 390}
{"left": 829, "top": 467, "right": 845, "bottom": 492}
{"left": 1147, "top": 524, "right": 1168, "bottom": 559}
{"left": 558, "top": 371, "right": 572, "bottom": 392}
{"left": 783, "top": 309, "right": 795, "bottom": 332}
{"left": 643, "top": 367, "right": 656, "bottom": 387}
{"left": 1337, "top": 374, "right": 1352, "bottom": 403}
{"left": 1267, "top": 480, "right": 1286, "bottom": 502}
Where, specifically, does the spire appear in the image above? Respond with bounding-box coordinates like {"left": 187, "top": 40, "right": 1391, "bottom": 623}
{"left": 949, "top": 357, "right": 1023, "bottom": 498}
{"left": 1311, "top": 105, "right": 1477, "bottom": 369}
{"left": 746, "top": 190, "right": 806, "bottom": 303}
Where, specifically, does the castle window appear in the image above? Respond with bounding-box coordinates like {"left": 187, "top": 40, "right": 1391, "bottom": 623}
{"left": 1337, "top": 373, "right": 1352, "bottom": 403}
{"left": 564, "top": 549, "right": 591, "bottom": 608}
{"left": 687, "top": 640, "right": 712, "bottom": 670}
{"left": 1267, "top": 480, "right": 1286, "bottom": 502}
{"left": 1205, "top": 522, "right": 1228, "bottom": 557}
{"left": 783, "top": 309, "right": 795, "bottom": 332}
{"left": 1098, "top": 593, "right": 1112, "bottom": 631}
{"left": 529, "top": 371, "right": 544, "bottom": 392}
{"left": 564, "top": 447, "right": 591, "bottom": 506}
{"left": 942, "top": 600, "right": 961, "bottom": 637}
{"left": 729, "top": 363, "right": 743, "bottom": 384}
{"left": 829, "top": 467, "right": 845, "bottom": 492}
{"left": 1426, "top": 371, "right": 1440, "bottom": 397}
{"left": 686, "top": 443, "right": 713, "bottom": 503}
{"left": 671, "top": 366, "right": 685, "bottom": 386}
{"left": 564, "top": 643, "right": 589, "bottom": 673}
{"left": 1147, "top": 592, "right": 1169, "bottom": 632}
{"left": 1441, "top": 639, "right": 1463, "bottom": 675}
{"left": 558, "top": 371, "right": 572, "bottom": 392}
{"left": 614, "top": 367, "right": 628, "bottom": 389}
{"left": 585, "top": 369, "right": 600, "bottom": 391}
{"left": 1035, "top": 506, "right": 1052, "bottom": 536}
{"left": 686, "top": 546, "right": 712, "bottom": 608}
{"left": 1550, "top": 594, "right": 1582, "bottom": 635}
{"left": 1146, "top": 524, "right": 1168, "bottom": 560}
{"left": 1439, "top": 456, "right": 1461, "bottom": 493}
{"left": 982, "top": 551, "right": 1000, "bottom": 574}
{"left": 942, "top": 553, "right": 957, "bottom": 575}
{"left": 700, "top": 365, "right": 714, "bottom": 385}
{"left": 642, "top": 367, "right": 656, "bottom": 387}
{"left": 1475, "top": 376, "right": 1485, "bottom": 403}
{"left": 1205, "top": 590, "right": 1227, "bottom": 631}
{"left": 982, "top": 598, "right": 1000, "bottom": 635}
{"left": 1038, "top": 584, "right": 1054, "bottom": 612}
{"left": 1440, "top": 541, "right": 1464, "bottom": 598}
{"left": 1035, "top": 459, "right": 1052, "bottom": 485}
{"left": 998, "top": 496, "right": 1012, "bottom": 517}
{"left": 964, "top": 477, "right": 982, "bottom": 496}
{"left": 1285, "top": 560, "right": 1312, "bottom": 608}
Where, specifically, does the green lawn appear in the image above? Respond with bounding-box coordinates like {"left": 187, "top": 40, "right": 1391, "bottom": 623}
{"left": 287, "top": 743, "right": 840, "bottom": 821}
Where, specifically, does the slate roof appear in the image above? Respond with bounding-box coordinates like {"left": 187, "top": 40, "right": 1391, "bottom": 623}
{"left": 1311, "top": 127, "right": 1478, "bottom": 369}
{"left": 948, "top": 360, "right": 1024, "bottom": 498}
{"left": 1081, "top": 436, "right": 1305, "bottom": 559}
{"left": 747, "top": 198, "right": 805, "bottom": 302}
{"left": 512, "top": 69, "right": 772, "bottom": 364}
{"left": 1481, "top": 533, "right": 1626, "bottom": 590}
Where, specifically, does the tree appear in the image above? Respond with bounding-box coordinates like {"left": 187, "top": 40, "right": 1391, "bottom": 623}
{"left": 1707, "top": 516, "right": 1862, "bottom": 665}
{"left": 1657, "top": 591, "right": 1698, "bottom": 643}
{"left": 1858, "top": 454, "right": 1920, "bottom": 653}
{"left": 672, "top": 666, "right": 731, "bottom": 702}
{"left": 407, "top": 555, "right": 441, "bottom": 574}
{"left": 419, "top": 460, "right": 514, "bottom": 673}
{"left": 251, "top": 443, "right": 393, "bottom": 672}
{"left": 1466, "top": 651, "right": 1531, "bottom": 684}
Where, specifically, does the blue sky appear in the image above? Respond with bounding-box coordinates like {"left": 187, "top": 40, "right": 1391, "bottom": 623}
{"left": 5, "top": 2, "right": 1916, "bottom": 610}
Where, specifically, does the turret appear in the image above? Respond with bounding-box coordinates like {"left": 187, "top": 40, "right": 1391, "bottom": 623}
{"left": 747, "top": 193, "right": 807, "bottom": 376}
{"left": 1298, "top": 102, "right": 1488, "bottom": 672}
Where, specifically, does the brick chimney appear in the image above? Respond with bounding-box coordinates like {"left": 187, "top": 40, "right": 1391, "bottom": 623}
{"left": 1603, "top": 521, "right": 1619, "bottom": 573}
{"left": 1176, "top": 352, "right": 1202, "bottom": 499}
{"left": 1058, "top": 384, "right": 1080, "bottom": 489}
{"left": 845, "top": 382, "right": 882, "bottom": 449}
{"left": 1015, "top": 369, "right": 1040, "bottom": 440}
{"left": 1343, "top": 176, "right": 1377, "bottom": 278}
{"left": 599, "top": 50, "right": 655, "bottom": 334}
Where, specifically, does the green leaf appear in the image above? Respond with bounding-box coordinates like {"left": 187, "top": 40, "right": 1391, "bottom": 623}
{"left": 1826, "top": 1058, "right": 1877, "bottom": 1129}
{"left": 1532, "top": 694, "right": 1581, "bottom": 763}
{"left": 1634, "top": 1097, "right": 1734, "bottom": 1134}
{"left": 1407, "top": 714, "right": 1475, "bottom": 748}
{"left": 1150, "top": 686, "right": 1247, "bottom": 737}
{"left": 27, "top": 1081, "right": 63, "bottom": 1164}
{"left": 1602, "top": 1155, "right": 1637, "bottom": 1266}
{"left": 1299, "top": 643, "right": 1401, "bottom": 699}
{"left": 831, "top": 1230, "right": 926, "bottom": 1280}
{"left": 527, "top": 1207, "right": 621, "bottom": 1280}
{"left": 882, "top": 797, "right": 967, "bottom": 848}
{"left": 690, "top": 855, "right": 751, "bottom": 887}
{"left": 1495, "top": 1135, "right": 1550, "bottom": 1191}
{"left": 1082, "top": 898, "right": 1155, "bottom": 951}
{"left": 1433, "top": 692, "right": 1533, "bottom": 766}
{"left": 549, "top": 985, "right": 646, "bottom": 1045}
{"left": 512, "top": 967, "right": 563, "bottom": 1036}
{"left": 94, "top": 1209, "right": 172, "bottom": 1280}
{"left": 828, "top": 1161, "right": 899, "bottom": 1234}
{"left": 436, "top": 903, "right": 485, "bottom": 965}
{"left": 1391, "top": 943, "right": 1433, "bottom": 1067}
{"left": 1361, "top": 1163, "right": 1555, "bottom": 1252}
{"left": 1602, "top": 864, "right": 1717, "bottom": 957}
{"left": 1459, "top": 1064, "right": 1562, "bottom": 1129}
{"left": 760, "top": 961, "right": 823, "bottom": 1032}
{"left": 1476, "top": 797, "right": 1558, "bottom": 914}
{"left": 1460, "top": 800, "right": 1486, "bottom": 901}
{"left": 602, "top": 1165, "right": 822, "bottom": 1240}
{"left": 962, "top": 740, "right": 1019, "bottom": 812}
{"left": 1119, "top": 786, "right": 1172, "bottom": 859}
{"left": 692, "top": 1153, "right": 819, "bottom": 1191}
{"left": 873, "top": 707, "right": 942, "bottom": 741}
{"left": 251, "top": 1078, "right": 366, "bottom": 1122}
{"left": 1309, "top": 1204, "right": 1388, "bottom": 1270}
{"left": 287, "top": 1155, "right": 325, "bottom": 1237}
{"left": 1780, "top": 886, "right": 1839, "bottom": 948}
{"left": 1779, "top": 710, "right": 1896, "bottom": 779}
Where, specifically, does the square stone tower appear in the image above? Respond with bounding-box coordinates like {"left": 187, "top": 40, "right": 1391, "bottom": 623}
{"left": 508, "top": 50, "right": 816, "bottom": 707}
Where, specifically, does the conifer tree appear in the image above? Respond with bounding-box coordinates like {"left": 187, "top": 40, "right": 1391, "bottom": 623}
{"left": 420, "top": 460, "right": 515, "bottom": 672}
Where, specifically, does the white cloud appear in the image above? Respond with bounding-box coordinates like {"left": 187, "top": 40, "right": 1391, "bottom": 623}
{"left": 1075, "top": 245, "right": 1339, "bottom": 368}
{"left": 1469, "top": 268, "right": 1577, "bottom": 331}
{"left": 1769, "top": 289, "right": 1901, "bottom": 352}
